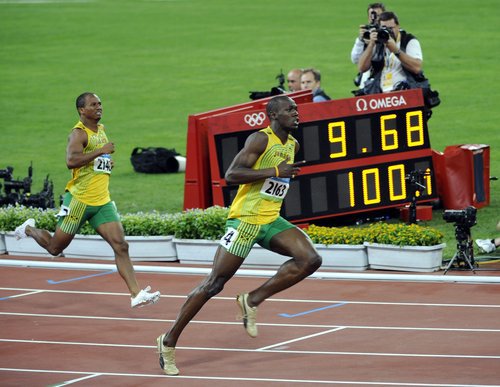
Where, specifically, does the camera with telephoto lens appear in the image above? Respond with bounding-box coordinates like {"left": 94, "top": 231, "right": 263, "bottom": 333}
{"left": 362, "top": 24, "right": 378, "bottom": 40}
{"left": 442, "top": 206, "right": 477, "bottom": 228}
{"left": 362, "top": 25, "right": 393, "bottom": 43}
{"left": 249, "top": 70, "right": 286, "bottom": 100}
{"left": 362, "top": 10, "right": 379, "bottom": 40}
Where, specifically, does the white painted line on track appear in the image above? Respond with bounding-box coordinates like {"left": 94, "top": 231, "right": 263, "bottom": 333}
{"left": 0, "top": 290, "right": 43, "bottom": 300}
{"left": 2, "top": 287, "right": 500, "bottom": 309}
{"left": 51, "top": 373, "right": 101, "bottom": 386}
{"left": 257, "top": 327, "right": 346, "bottom": 351}
{"left": 2, "top": 312, "right": 500, "bottom": 332}
{"left": 2, "top": 368, "right": 498, "bottom": 387}
{"left": 2, "top": 259, "right": 500, "bottom": 283}
{"left": 1, "top": 339, "right": 499, "bottom": 359}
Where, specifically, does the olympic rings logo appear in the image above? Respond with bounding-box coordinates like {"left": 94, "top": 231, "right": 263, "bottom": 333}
{"left": 244, "top": 112, "right": 266, "bottom": 127}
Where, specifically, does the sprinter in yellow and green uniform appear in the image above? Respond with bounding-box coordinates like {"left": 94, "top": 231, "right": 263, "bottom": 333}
{"left": 157, "top": 95, "right": 322, "bottom": 376}
{"left": 14, "top": 92, "right": 160, "bottom": 308}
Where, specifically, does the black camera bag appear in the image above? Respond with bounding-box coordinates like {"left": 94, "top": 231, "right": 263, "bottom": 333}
{"left": 130, "top": 147, "right": 180, "bottom": 173}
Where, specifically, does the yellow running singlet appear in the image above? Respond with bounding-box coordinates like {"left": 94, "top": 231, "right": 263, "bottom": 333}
{"left": 228, "top": 127, "right": 296, "bottom": 225}
{"left": 65, "top": 121, "right": 111, "bottom": 206}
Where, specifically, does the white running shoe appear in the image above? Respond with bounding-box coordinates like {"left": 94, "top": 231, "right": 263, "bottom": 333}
{"left": 475, "top": 239, "right": 496, "bottom": 254}
{"left": 14, "top": 218, "right": 35, "bottom": 240}
{"left": 131, "top": 286, "right": 160, "bottom": 308}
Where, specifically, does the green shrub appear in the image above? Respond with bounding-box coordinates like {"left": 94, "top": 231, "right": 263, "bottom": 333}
{"left": 0, "top": 205, "right": 58, "bottom": 232}
{"left": 306, "top": 222, "right": 443, "bottom": 247}
{"left": 362, "top": 222, "right": 444, "bottom": 246}
{"left": 0, "top": 206, "right": 443, "bottom": 246}
{"left": 306, "top": 224, "right": 366, "bottom": 245}
{"left": 173, "top": 206, "right": 229, "bottom": 240}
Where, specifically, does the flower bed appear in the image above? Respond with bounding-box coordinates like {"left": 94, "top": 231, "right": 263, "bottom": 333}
{"left": 0, "top": 205, "right": 445, "bottom": 270}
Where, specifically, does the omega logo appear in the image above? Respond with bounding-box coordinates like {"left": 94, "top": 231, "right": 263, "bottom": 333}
{"left": 355, "top": 95, "right": 407, "bottom": 112}
{"left": 244, "top": 112, "right": 266, "bottom": 127}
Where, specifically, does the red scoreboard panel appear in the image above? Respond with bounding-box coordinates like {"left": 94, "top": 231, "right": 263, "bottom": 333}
{"left": 185, "top": 89, "right": 438, "bottom": 224}
{"left": 183, "top": 90, "right": 313, "bottom": 210}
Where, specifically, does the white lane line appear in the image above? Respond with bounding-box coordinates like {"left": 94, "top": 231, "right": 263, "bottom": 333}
{"left": 1, "top": 339, "right": 499, "bottom": 359}
{"left": 1, "top": 287, "right": 500, "bottom": 308}
{"left": 2, "top": 312, "right": 500, "bottom": 332}
{"left": 51, "top": 373, "right": 101, "bottom": 386}
{"left": 0, "top": 290, "right": 43, "bottom": 300}
{"left": 257, "top": 327, "right": 346, "bottom": 350}
{"left": 0, "top": 367, "right": 498, "bottom": 386}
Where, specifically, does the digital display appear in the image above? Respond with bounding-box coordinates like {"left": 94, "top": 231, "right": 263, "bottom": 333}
{"left": 214, "top": 107, "right": 430, "bottom": 177}
{"left": 220, "top": 156, "right": 435, "bottom": 222}
{"left": 190, "top": 89, "right": 438, "bottom": 223}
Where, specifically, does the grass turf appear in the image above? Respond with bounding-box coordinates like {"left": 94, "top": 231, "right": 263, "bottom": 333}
{"left": 0, "top": 0, "right": 498, "bottom": 258}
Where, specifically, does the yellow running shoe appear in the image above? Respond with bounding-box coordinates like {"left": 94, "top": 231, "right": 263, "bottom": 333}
{"left": 156, "top": 334, "right": 179, "bottom": 376}
{"left": 236, "top": 293, "right": 258, "bottom": 338}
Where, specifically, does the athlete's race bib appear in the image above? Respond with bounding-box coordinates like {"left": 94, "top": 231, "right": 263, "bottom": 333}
{"left": 94, "top": 154, "right": 112, "bottom": 174}
{"left": 260, "top": 177, "right": 290, "bottom": 201}
{"left": 220, "top": 227, "right": 239, "bottom": 249}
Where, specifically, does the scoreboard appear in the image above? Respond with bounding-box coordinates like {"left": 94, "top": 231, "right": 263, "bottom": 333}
{"left": 184, "top": 89, "right": 438, "bottom": 223}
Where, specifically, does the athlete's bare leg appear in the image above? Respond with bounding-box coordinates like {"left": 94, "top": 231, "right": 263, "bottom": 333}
{"left": 246, "top": 227, "right": 322, "bottom": 307}
{"left": 96, "top": 221, "right": 141, "bottom": 297}
{"left": 26, "top": 226, "right": 74, "bottom": 256}
{"left": 163, "top": 246, "right": 244, "bottom": 347}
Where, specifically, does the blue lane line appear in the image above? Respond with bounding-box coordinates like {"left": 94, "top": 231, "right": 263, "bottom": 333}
{"left": 279, "top": 302, "right": 347, "bottom": 318}
{"left": 47, "top": 270, "right": 116, "bottom": 284}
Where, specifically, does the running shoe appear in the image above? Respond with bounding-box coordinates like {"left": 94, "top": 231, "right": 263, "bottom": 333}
{"left": 131, "top": 286, "right": 160, "bottom": 308}
{"left": 236, "top": 293, "right": 258, "bottom": 338}
{"left": 157, "top": 333, "right": 179, "bottom": 376}
{"left": 475, "top": 239, "right": 496, "bottom": 254}
{"left": 14, "top": 218, "right": 35, "bottom": 240}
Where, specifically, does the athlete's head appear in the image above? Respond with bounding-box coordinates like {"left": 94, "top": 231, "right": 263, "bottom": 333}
{"left": 76, "top": 92, "right": 102, "bottom": 121}
{"left": 266, "top": 95, "right": 299, "bottom": 130}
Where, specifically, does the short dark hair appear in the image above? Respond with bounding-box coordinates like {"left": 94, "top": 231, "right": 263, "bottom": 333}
{"left": 266, "top": 95, "right": 291, "bottom": 117}
{"left": 302, "top": 68, "right": 321, "bottom": 82}
{"left": 76, "top": 92, "right": 95, "bottom": 110}
{"left": 379, "top": 11, "right": 399, "bottom": 25}
{"left": 367, "top": 3, "right": 385, "bottom": 12}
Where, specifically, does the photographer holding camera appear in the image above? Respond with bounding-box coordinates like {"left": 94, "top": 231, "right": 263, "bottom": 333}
{"left": 351, "top": 3, "right": 386, "bottom": 88}
{"left": 357, "top": 11, "right": 423, "bottom": 94}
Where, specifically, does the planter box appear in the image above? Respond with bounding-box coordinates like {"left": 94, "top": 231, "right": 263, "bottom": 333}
{"left": 364, "top": 242, "right": 446, "bottom": 272}
{"left": 0, "top": 232, "right": 6, "bottom": 254}
{"left": 4, "top": 231, "right": 56, "bottom": 258}
{"left": 315, "top": 244, "right": 368, "bottom": 271}
{"left": 4, "top": 233, "right": 177, "bottom": 262}
{"left": 174, "top": 239, "right": 368, "bottom": 270}
{"left": 64, "top": 235, "right": 177, "bottom": 262}
{"left": 174, "top": 239, "right": 288, "bottom": 268}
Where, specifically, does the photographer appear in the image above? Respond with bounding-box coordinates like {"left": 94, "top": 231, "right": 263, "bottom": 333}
{"left": 357, "top": 11, "right": 423, "bottom": 94}
{"left": 351, "top": 3, "right": 386, "bottom": 88}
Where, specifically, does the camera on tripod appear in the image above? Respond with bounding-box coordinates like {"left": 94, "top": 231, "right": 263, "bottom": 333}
{"left": 442, "top": 206, "right": 477, "bottom": 274}
{"left": 249, "top": 69, "right": 286, "bottom": 100}
{"left": 0, "top": 163, "right": 55, "bottom": 209}
{"left": 443, "top": 206, "right": 477, "bottom": 228}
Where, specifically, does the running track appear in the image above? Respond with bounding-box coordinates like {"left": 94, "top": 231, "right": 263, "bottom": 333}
{"left": 0, "top": 255, "right": 499, "bottom": 386}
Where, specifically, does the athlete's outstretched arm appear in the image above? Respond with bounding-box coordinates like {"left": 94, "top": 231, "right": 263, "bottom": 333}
{"left": 225, "top": 132, "right": 303, "bottom": 185}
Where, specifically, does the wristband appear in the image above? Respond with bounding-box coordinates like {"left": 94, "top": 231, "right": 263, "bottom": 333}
{"left": 274, "top": 166, "right": 279, "bottom": 177}
{"left": 394, "top": 49, "right": 401, "bottom": 58}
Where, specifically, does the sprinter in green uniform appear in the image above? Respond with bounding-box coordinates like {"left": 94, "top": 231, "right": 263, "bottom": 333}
{"left": 14, "top": 92, "right": 160, "bottom": 308}
{"left": 157, "top": 95, "right": 322, "bottom": 376}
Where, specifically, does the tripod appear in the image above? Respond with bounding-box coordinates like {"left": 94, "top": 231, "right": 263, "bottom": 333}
{"left": 443, "top": 224, "right": 476, "bottom": 274}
